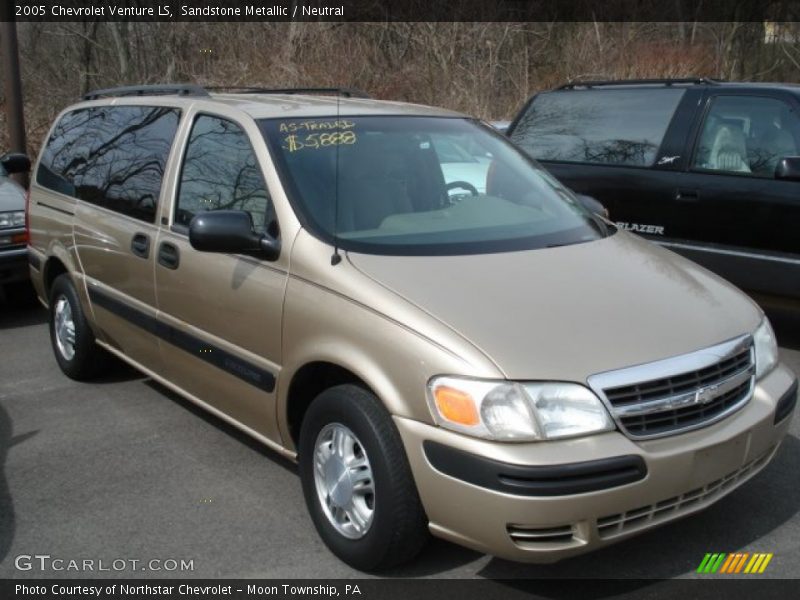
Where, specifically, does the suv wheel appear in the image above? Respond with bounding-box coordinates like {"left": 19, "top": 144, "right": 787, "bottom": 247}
{"left": 48, "top": 274, "right": 109, "bottom": 380}
{"left": 299, "top": 384, "right": 428, "bottom": 570}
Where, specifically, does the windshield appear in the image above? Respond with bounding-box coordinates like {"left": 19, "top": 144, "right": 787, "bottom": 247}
{"left": 260, "top": 116, "right": 607, "bottom": 255}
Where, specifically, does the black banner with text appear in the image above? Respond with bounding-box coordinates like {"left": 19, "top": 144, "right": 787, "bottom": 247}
{"left": 6, "top": 0, "right": 800, "bottom": 23}
{"left": 4, "top": 579, "right": 800, "bottom": 600}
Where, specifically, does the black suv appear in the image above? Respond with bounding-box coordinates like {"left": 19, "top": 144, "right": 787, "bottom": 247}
{"left": 508, "top": 78, "right": 800, "bottom": 301}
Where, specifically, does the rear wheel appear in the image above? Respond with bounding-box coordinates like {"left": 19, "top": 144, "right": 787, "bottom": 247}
{"left": 48, "top": 274, "right": 109, "bottom": 380}
{"left": 299, "top": 384, "right": 429, "bottom": 571}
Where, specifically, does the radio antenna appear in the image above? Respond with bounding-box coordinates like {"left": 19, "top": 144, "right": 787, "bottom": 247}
{"left": 331, "top": 91, "right": 342, "bottom": 266}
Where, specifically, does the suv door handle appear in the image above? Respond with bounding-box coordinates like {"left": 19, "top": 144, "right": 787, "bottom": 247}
{"left": 675, "top": 189, "right": 699, "bottom": 202}
{"left": 158, "top": 241, "right": 180, "bottom": 270}
{"left": 130, "top": 232, "right": 150, "bottom": 258}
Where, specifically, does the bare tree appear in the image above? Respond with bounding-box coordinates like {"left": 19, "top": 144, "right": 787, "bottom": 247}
{"left": 6, "top": 20, "right": 800, "bottom": 158}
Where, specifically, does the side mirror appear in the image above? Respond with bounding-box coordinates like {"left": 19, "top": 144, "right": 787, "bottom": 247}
{"left": 0, "top": 152, "right": 31, "bottom": 174}
{"left": 576, "top": 193, "right": 609, "bottom": 219}
{"left": 774, "top": 156, "right": 800, "bottom": 181}
{"left": 189, "top": 210, "right": 280, "bottom": 261}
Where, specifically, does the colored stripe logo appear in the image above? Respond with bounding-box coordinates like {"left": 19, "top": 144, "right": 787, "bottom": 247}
{"left": 697, "top": 552, "right": 774, "bottom": 574}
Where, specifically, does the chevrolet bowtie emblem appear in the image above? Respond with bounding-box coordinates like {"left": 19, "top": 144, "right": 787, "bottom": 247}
{"left": 696, "top": 384, "right": 720, "bottom": 405}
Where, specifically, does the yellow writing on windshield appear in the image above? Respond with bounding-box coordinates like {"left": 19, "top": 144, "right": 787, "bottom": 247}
{"left": 283, "top": 131, "right": 357, "bottom": 152}
{"left": 279, "top": 120, "right": 356, "bottom": 134}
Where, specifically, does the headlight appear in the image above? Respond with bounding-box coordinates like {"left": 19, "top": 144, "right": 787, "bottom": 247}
{"left": 0, "top": 211, "right": 25, "bottom": 229}
{"left": 427, "top": 376, "right": 614, "bottom": 441}
{"left": 754, "top": 318, "right": 778, "bottom": 379}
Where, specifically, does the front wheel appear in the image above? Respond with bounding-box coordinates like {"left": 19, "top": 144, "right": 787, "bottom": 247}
{"left": 299, "top": 384, "right": 429, "bottom": 571}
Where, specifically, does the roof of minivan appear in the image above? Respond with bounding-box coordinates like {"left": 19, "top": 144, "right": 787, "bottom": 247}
{"left": 208, "top": 93, "right": 467, "bottom": 119}
{"left": 78, "top": 92, "right": 467, "bottom": 120}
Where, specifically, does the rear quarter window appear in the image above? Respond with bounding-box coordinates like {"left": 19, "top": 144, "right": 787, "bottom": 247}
{"left": 511, "top": 88, "right": 685, "bottom": 167}
{"left": 36, "top": 105, "right": 180, "bottom": 222}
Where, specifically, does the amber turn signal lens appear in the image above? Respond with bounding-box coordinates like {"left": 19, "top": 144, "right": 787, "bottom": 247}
{"left": 434, "top": 386, "right": 480, "bottom": 426}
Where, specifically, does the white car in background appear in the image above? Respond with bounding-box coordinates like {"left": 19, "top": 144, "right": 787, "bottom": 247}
{"left": 433, "top": 135, "right": 492, "bottom": 195}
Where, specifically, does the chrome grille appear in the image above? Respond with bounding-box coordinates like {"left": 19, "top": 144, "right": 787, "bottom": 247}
{"left": 588, "top": 335, "right": 755, "bottom": 440}
{"left": 604, "top": 347, "right": 751, "bottom": 406}
{"left": 618, "top": 377, "right": 750, "bottom": 437}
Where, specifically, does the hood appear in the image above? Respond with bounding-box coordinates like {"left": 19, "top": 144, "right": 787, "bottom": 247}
{"left": 0, "top": 177, "right": 25, "bottom": 212}
{"left": 347, "top": 231, "right": 762, "bottom": 382}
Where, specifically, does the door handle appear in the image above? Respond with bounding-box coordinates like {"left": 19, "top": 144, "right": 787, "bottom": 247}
{"left": 675, "top": 189, "right": 699, "bottom": 202}
{"left": 130, "top": 233, "right": 150, "bottom": 258}
{"left": 158, "top": 241, "right": 180, "bottom": 270}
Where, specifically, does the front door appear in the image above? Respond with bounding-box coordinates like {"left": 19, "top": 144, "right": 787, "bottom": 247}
{"left": 154, "top": 112, "right": 287, "bottom": 442}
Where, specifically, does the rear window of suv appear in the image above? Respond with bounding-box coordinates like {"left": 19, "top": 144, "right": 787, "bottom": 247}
{"left": 511, "top": 88, "right": 685, "bottom": 167}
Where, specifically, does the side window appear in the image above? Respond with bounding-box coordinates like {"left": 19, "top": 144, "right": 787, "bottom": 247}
{"left": 36, "top": 106, "right": 180, "bottom": 222}
{"left": 692, "top": 95, "right": 800, "bottom": 177}
{"left": 175, "top": 115, "right": 275, "bottom": 235}
{"left": 37, "top": 108, "right": 92, "bottom": 197}
{"left": 511, "top": 88, "right": 685, "bottom": 167}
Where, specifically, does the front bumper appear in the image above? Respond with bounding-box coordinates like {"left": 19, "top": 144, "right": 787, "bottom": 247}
{"left": 395, "top": 363, "right": 796, "bottom": 563}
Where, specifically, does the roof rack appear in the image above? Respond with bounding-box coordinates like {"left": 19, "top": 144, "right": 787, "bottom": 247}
{"left": 557, "top": 78, "right": 723, "bottom": 90}
{"left": 83, "top": 84, "right": 371, "bottom": 101}
{"left": 205, "top": 86, "right": 371, "bottom": 99}
{"left": 83, "top": 84, "right": 210, "bottom": 101}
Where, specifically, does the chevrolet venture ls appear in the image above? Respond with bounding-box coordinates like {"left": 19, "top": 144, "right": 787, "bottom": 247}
{"left": 27, "top": 85, "right": 797, "bottom": 570}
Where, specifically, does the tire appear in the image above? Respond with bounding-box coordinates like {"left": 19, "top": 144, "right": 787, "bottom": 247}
{"left": 48, "top": 274, "right": 109, "bottom": 380}
{"left": 299, "top": 384, "right": 429, "bottom": 571}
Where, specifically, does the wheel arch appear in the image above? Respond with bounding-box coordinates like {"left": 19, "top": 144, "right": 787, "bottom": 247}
{"left": 41, "top": 239, "right": 81, "bottom": 300}
{"left": 283, "top": 360, "right": 378, "bottom": 451}
{"left": 42, "top": 256, "right": 69, "bottom": 300}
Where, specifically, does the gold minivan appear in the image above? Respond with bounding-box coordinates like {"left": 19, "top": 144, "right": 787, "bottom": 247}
{"left": 27, "top": 85, "right": 797, "bottom": 571}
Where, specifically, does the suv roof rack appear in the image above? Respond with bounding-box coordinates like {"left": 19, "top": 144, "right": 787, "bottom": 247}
{"left": 83, "top": 84, "right": 371, "bottom": 101}
{"left": 205, "top": 86, "right": 371, "bottom": 99}
{"left": 83, "top": 84, "right": 210, "bottom": 101}
{"left": 557, "top": 78, "right": 723, "bottom": 90}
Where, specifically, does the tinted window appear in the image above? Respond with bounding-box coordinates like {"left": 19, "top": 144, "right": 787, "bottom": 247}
{"left": 175, "top": 115, "right": 275, "bottom": 235}
{"left": 36, "top": 106, "right": 180, "bottom": 222}
{"left": 692, "top": 95, "right": 800, "bottom": 177}
{"left": 511, "top": 88, "right": 685, "bottom": 167}
{"left": 261, "top": 116, "right": 605, "bottom": 256}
